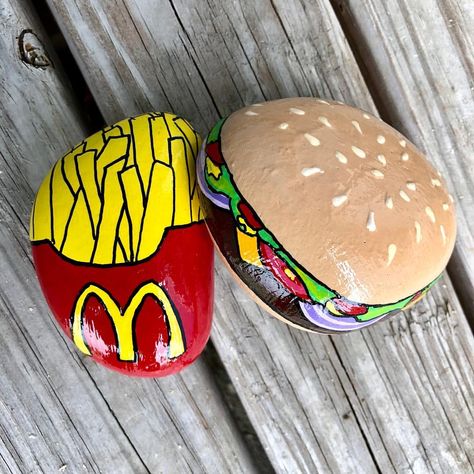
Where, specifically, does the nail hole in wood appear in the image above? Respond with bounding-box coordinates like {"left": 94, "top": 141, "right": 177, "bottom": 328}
{"left": 18, "top": 29, "right": 51, "bottom": 69}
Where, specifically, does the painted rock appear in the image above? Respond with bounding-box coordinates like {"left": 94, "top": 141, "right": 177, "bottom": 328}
{"left": 30, "top": 113, "right": 213, "bottom": 376}
{"left": 197, "top": 98, "right": 456, "bottom": 333}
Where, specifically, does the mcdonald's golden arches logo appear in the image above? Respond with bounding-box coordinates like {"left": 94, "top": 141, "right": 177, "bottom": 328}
{"left": 71, "top": 281, "right": 186, "bottom": 362}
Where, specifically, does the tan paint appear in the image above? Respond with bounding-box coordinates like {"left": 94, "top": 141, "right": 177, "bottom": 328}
{"left": 221, "top": 98, "right": 457, "bottom": 304}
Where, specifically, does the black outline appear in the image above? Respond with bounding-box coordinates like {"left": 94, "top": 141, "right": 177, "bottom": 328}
{"left": 31, "top": 221, "right": 201, "bottom": 268}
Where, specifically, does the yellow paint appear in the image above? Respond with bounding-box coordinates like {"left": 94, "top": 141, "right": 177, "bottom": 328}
{"left": 171, "top": 139, "right": 192, "bottom": 226}
{"left": 325, "top": 300, "right": 344, "bottom": 316}
{"left": 119, "top": 166, "right": 144, "bottom": 259}
{"left": 30, "top": 113, "right": 203, "bottom": 264}
{"left": 206, "top": 156, "right": 222, "bottom": 179}
{"left": 75, "top": 150, "right": 101, "bottom": 233}
{"left": 284, "top": 268, "right": 296, "bottom": 281}
{"left": 29, "top": 168, "right": 52, "bottom": 241}
{"left": 61, "top": 190, "right": 95, "bottom": 261}
{"left": 62, "top": 145, "right": 83, "bottom": 192}
{"left": 92, "top": 159, "right": 126, "bottom": 264}
{"left": 137, "top": 162, "right": 174, "bottom": 261}
{"left": 149, "top": 115, "right": 172, "bottom": 166}
{"left": 237, "top": 215, "right": 257, "bottom": 236}
{"left": 236, "top": 228, "right": 263, "bottom": 267}
{"left": 71, "top": 282, "right": 185, "bottom": 361}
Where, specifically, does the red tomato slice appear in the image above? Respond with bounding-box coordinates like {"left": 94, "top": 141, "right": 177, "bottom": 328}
{"left": 206, "top": 142, "right": 224, "bottom": 164}
{"left": 237, "top": 201, "right": 263, "bottom": 230}
{"left": 331, "top": 298, "right": 368, "bottom": 316}
{"left": 259, "top": 241, "right": 311, "bottom": 301}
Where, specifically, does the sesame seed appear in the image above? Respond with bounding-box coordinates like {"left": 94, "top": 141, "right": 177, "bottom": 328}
{"left": 245, "top": 110, "right": 258, "bottom": 116}
{"left": 440, "top": 225, "right": 447, "bottom": 245}
{"left": 371, "top": 169, "right": 384, "bottom": 179}
{"left": 366, "top": 211, "right": 376, "bottom": 232}
{"left": 279, "top": 122, "right": 289, "bottom": 130}
{"left": 401, "top": 152, "right": 410, "bottom": 161}
{"left": 431, "top": 178, "right": 441, "bottom": 187}
{"left": 400, "top": 140, "right": 407, "bottom": 147}
{"left": 289, "top": 107, "right": 305, "bottom": 115}
{"left": 332, "top": 195, "right": 348, "bottom": 207}
{"left": 442, "top": 203, "right": 449, "bottom": 211}
{"left": 449, "top": 194, "right": 454, "bottom": 203}
{"left": 387, "top": 244, "right": 397, "bottom": 266}
{"left": 318, "top": 116, "right": 332, "bottom": 128}
{"left": 425, "top": 206, "right": 436, "bottom": 223}
{"left": 352, "top": 120, "right": 363, "bottom": 134}
{"left": 352, "top": 146, "right": 366, "bottom": 158}
{"left": 377, "top": 154, "right": 387, "bottom": 166}
{"left": 301, "top": 167, "right": 324, "bottom": 177}
{"left": 251, "top": 103, "right": 263, "bottom": 107}
{"left": 385, "top": 196, "right": 394, "bottom": 209}
{"left": 406, "top": 181, "right": 417, "bottom": 191}
{"left": 304, "top": 133, "right": 321, "bottom": 146}
{"left": 399, "top": 190, "right": 411, "bottom": 202}
{"left": 316, "top": 99, "right": 331, "bottom": 105}
{"left": 335, "top": 151, "right": 348, "bottom": 164}
{"left": 415, "top": 221, "right": 422, "bottom": 243}
{"left": 377, "top": 135, "right": 386, "bottom": 144}
{"left": 363, "top": 113, "right": 371, "bottom": 119}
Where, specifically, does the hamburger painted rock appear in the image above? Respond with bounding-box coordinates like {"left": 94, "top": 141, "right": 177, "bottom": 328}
{"left": 197, "top": 98, "right": 456, "bottom": 333}
{"left": 30, "top": 112, "right": 213, "bottom": 376}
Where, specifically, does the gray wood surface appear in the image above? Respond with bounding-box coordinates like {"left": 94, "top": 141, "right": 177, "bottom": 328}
{"left": 334, "top": 0, "right": 474, "bottom": 318}
{"left": 43, "top": 0, "right": 474, "bottom": 473}
{"left": 0, "top": 1, "right": 257, "bottom": 473}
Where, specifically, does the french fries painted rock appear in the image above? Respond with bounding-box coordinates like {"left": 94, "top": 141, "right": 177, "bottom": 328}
{"left": 30, "top": 113, "right": 213, "bottom": 377}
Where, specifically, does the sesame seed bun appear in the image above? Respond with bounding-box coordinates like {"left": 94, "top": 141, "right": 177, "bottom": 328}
{"left": 198, "top": 97, "right": 456, "bottom": 332}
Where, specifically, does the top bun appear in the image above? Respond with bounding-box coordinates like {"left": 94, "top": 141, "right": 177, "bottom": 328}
{"left": 219, "top": 97, "right": 456, "bottom": 304}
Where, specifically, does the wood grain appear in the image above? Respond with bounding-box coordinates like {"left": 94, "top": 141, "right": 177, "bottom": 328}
{"left": 0, "top": 1, "right": 256, "bottom": 472}
{"left": 41, "top": 0, "right": 474, "bottom": 471}
{"left": 333, "top": 0, "right": 474, "bottom": 319}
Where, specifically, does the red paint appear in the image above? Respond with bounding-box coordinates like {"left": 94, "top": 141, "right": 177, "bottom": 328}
{"left": 331, "top": 298, "right": 368, "bottom": 316}
{"left": 238, "top": 201, "right": 263, "bottom": 230}
{"left": 32, "top": 223, "right": 213, "bottom": 377}
{"left": 206, "top": 142, "right": 224, "bottom": 164}
{"left": 259, "top": 241, "right": 311, "bottom": 302}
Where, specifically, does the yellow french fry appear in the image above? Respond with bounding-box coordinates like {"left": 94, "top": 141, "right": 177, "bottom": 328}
{"left": 137, "top": 162, "right": 174, "bottom": 260}
{"left": 83, "top": 128, "right": 104, "bottom": 154}
{"left": 51, "top": 163, "right": 75, "bottom": 249}
{"left": 117, "top": 211, "right": 131, "bottom": 263}
{"left": 114, "top": 238, "right": 127, "bottom": 264}
{"left": 75, "top": 150, "right": 101, "bottom": 234}
{"left": 173, "top": 117, "right": 201, "bottom": 155}
{"left": 92, "top": 158, "right": 126, "bottom": 264}
{"left": 119, "top": 166, "right": 144, "bottom": 260}
{"left": 131, "top": 114, "right": 155, "bottom": 194}
{"left": 190, "top": 186, "right": 202, "bottom": 222}
{"left": 96, "top": 136, "right": 130, "bottom": 190}
{"left": 170, "top": 138, "right": 191, "bottom": 226}
{"left": 61, "top": 189, "right": 95, "bottom": 261}
{"left": 30, "top": 168, "right": 53, "bottom": 242}
{"left": 61, "top": 144, "right": 84, "bottom": 192}
{"left": 149, "top": 115, "right": 172, "bottom": 165}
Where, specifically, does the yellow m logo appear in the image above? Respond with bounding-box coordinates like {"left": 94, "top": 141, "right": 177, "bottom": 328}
{"left": 71, "top": 281, "right": 186, "bottom": 362}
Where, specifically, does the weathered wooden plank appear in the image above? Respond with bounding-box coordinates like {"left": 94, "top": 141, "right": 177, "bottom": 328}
{"left": 0, "top": 1, "right": 257, "bottom": 473}
{"left": 45, "top": 0, "right": 474, "bottom": 471}
{"left": 333, "top": 0, "right": 474, "bottom": 318}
